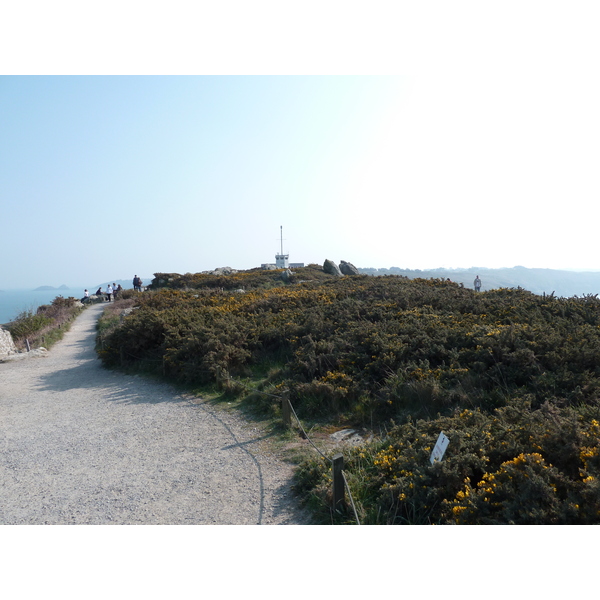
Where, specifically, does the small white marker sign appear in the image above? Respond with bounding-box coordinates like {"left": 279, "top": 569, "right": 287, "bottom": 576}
{"left": 430, "top": 432, "right": 450, "bottom": 465}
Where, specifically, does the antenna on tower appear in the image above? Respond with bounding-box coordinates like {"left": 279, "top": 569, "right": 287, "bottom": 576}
{"left": 275, "top": 225, "right": 289, "bottom": 269}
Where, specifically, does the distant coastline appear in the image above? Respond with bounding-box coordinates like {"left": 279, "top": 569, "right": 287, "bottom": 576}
{"left": 358, "top": 266, "right": 600, "bottom": 297}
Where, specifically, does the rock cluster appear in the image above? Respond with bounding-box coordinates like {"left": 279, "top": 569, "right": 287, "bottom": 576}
{"left": 0, "top": 327, "right": 48, "bottom": 362}
{"left": 1, "top": 347, "right": 48, "bottom": 362}
{"left": 323, "top": 260, "right": 360, "bottom": 277}
{"left": 206, "top": 267, "right": 238, "bottom": 276}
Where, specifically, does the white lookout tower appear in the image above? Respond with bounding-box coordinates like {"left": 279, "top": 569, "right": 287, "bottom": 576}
{"left": 275, "top": 225, "right": 289, "bottom": 268}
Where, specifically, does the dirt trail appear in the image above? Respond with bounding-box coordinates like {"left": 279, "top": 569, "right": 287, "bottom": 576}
{"left": 0, "top": 303, "right": 311, "bottom": 524}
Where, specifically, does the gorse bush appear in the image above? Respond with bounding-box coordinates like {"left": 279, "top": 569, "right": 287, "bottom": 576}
{"left": 101, "top": 276, "right": 600, "bottom": 416}
{"left": 98, "top": 270, "right": 600, "bottom": 523}
{"left": 294, "top": 400, "right": 600, "bottom": 524}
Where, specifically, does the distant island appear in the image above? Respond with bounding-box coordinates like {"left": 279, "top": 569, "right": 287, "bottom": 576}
{"left": 33, "top": 285, "right": 70, "bottom": 291}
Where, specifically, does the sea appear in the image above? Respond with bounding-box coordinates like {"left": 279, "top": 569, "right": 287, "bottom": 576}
{"left": 0, "top": 288, "right": 87, "bottom": 326}
{"left": 0, "top": 278, "right": 151, "bottom": 326}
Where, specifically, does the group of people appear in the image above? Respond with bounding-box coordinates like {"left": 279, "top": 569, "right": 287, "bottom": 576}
{"left": 81, "top": 282, "right": 133, "bottom": 303}
{"left": 81, "top": 276, "right": 144, "bottom": 303}
{"left": 91, "top": 283, "right": 123, "bottom": 302}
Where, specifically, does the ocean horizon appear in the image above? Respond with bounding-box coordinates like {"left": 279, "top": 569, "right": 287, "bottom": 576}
{"left": 0, "top": 288, "right": 89, "bottom": 325}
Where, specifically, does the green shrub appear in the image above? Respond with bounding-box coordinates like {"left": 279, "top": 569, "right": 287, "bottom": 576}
{"left": 8, "top": 311, "right": 53, "bottom": 339}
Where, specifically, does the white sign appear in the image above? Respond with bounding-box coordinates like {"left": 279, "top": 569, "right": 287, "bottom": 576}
{"left": 430, "top": 432, "right": 450, "bottom": 465}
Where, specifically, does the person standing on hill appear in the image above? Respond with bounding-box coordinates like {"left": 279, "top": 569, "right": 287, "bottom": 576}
{"left": 106, "top": 284, "right": 113, "bottom": 302}
{"left": 474, "top": 276, "right": 482, "bottom": 292}
{"left": 133, "top": 275, "right": 141, "bottom": 292}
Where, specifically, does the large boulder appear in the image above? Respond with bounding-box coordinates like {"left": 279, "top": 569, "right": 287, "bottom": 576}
{"left": 0, "top": 327, "right": 17, "bottom": 357}
{"left": 323, "top": 259, "right": 343, "bottom": 276}
{"left": 339, "top": 260, "right": 360, "bottom": 276}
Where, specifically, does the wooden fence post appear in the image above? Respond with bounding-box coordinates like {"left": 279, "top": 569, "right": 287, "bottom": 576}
{"left": 332, "top": 453, "right": 346, "bottom": 511}
{"left": 281, "top": 390, "right": 292, "bottom": 428}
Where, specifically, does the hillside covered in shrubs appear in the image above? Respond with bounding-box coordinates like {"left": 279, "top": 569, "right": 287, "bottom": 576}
{"left": 97, "top": 266, "right": 600, "bottom": 524}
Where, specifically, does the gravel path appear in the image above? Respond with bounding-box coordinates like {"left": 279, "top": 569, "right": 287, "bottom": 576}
{"left": 0, "top": 304, "right": 311, "bottom": 525}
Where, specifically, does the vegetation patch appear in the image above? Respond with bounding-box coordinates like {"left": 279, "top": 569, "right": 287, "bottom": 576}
{"left": 96, "top": 268, "right": 600, "bottom": 524}
{"left": 7, "top": 296, "right": 84, "bottom": 351}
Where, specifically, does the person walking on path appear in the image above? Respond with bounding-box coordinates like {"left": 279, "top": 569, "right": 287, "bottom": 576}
{"left": 106, "top": 284, "right": 113, "bottom": 302}
{"left": 474, "top": 275, "right": 482, "bottom": 292}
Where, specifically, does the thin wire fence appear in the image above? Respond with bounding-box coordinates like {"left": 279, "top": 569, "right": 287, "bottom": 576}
{"left": 218, "top": 367, "right": 361, "bottom": 525}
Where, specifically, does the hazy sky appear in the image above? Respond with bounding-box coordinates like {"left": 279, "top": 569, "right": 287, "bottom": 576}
{"left": 2, "top": 4, "right": 600, "bottom": 289}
